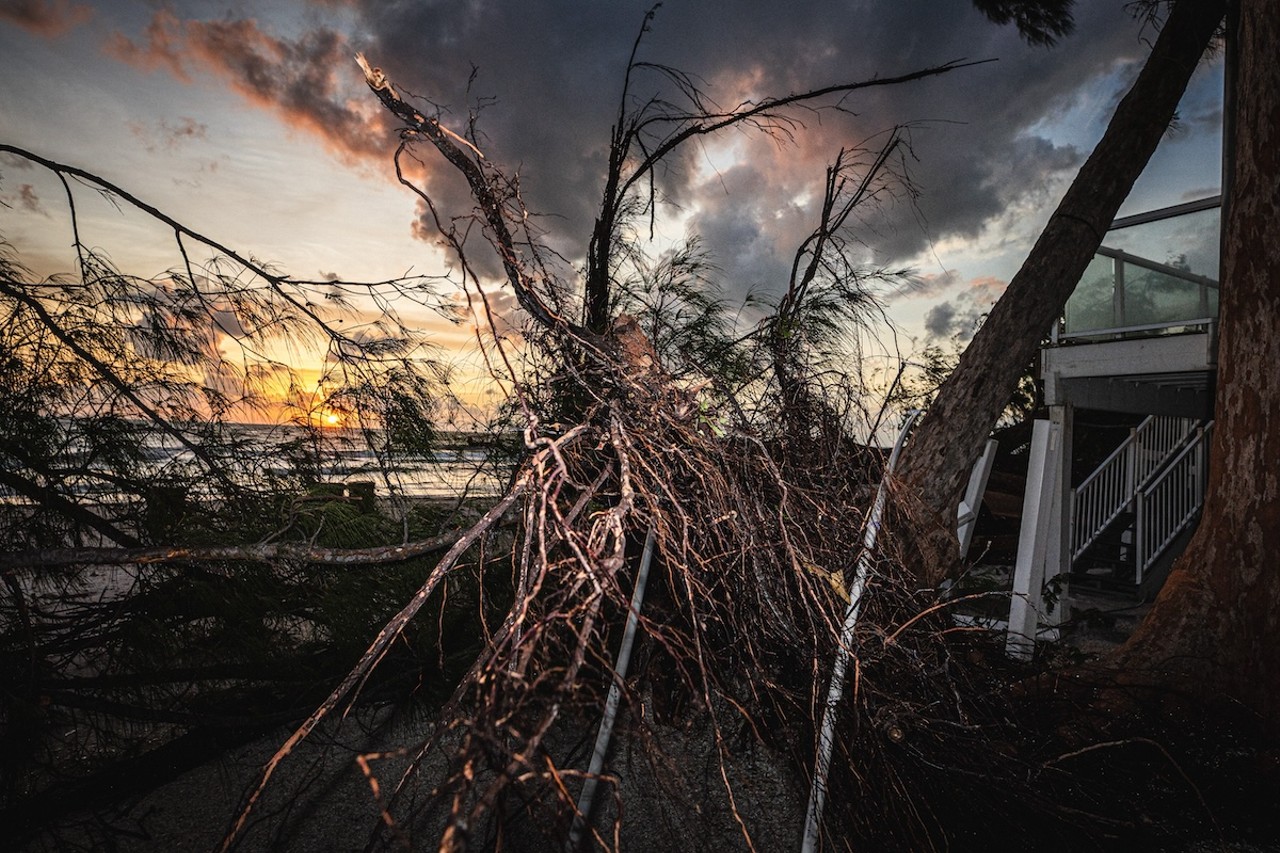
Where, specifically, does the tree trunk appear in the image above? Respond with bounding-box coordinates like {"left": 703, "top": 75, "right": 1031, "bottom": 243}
{"left": 894, "top": 0, "right": 1225, "bottom": 586}
{"left": 1112, "top": 0, "right": 1280, "bottom": 717}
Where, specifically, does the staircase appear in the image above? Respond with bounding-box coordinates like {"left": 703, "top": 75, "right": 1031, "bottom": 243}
{"left": 1070, "top": 416, "right": 1213, "bottom": 593}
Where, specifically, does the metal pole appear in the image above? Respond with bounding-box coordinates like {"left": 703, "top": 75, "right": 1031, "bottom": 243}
{"left": 1113, "top": 256, "right": 1126, "bottom": 329}
{"left": 567, "top": 528, "right": 657, "bottom": 852}
{"left": 1136, "top": 490, "right": 1146, "bottom": 586}
{"left": 800, "top": 409, "right": 921, "bottom": 853}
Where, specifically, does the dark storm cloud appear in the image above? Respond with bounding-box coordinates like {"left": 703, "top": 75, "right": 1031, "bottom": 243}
{"left": 341, "top": 0, "right": 1147, "bottom": 293}
{"left": 923, "top": 274, "right": 1006, "bottom": 340}
{"left": 683, "top": 158, "right": 811, "bottom": 297}
{"left": 108, "top": 12, "right": 395, "bottom": 165}
{"left": 924, "top": 301, "right": 958, "bottom": 339}
{"left": 106, "top": 1, "right": 1159, "bottom": 301}
{"left": 0, "top": 0, "right": 92, "bottom": 37}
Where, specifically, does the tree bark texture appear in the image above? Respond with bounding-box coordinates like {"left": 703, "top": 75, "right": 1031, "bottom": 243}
{"left": 895, "top": 0, "right": 1225, "bottom": 586}
{"left": 1114, "top": 0, "right": 1280, "bottom": 717}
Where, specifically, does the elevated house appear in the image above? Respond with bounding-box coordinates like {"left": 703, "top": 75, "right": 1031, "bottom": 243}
{"left": 1004, "top": 196, "right": 1221, "bottom": 657}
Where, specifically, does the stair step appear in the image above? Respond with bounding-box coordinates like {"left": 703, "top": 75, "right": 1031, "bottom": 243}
{"left": 1070, "top": 570, "right": 1141, "bottom": 598}
{"left": 1075, "top": 559, "right": 1136, "bottom": 576}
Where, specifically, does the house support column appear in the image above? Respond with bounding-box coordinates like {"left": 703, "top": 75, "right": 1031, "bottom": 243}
{"left": 958, "top": 438, "right": 999, "bottom": 556}
{"left": 1007, "top": 403, "right": 1072, "bottom": 659}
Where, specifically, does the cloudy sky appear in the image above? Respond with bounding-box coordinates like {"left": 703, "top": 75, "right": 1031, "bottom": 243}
{"left": 0, "top": 0, "right": 1223, "bottom": 376}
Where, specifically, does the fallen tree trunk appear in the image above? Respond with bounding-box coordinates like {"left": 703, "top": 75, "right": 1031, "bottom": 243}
{"left": 894, "top": 0, "right": 1226, "bottom": 586}
{"left": 1110, "top": 0, "right": 1280, "bottom": 718}
{"left": 0, "top": 531, "right": 463, "bottom": 570}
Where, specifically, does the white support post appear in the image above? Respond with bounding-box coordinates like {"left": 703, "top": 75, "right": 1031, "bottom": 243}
{"left": 1044, "top": 405, "right": 1072, "bottom": 632}
{"left": 1007, "top": 411, "right": 1066, "bottom": 660}
{"left": 1125, "top": 425, "right": 1138, "bottom": 498}
{"left": 957, "top": 438, "right": 998, "bottom": 557}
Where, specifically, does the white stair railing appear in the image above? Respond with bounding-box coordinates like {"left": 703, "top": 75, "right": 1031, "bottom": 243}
{"left": 1070, "top": 416, "right": 1196, "bottom": 561}
{"left": 1134, "top": 416, "right": 1197, "bottom": 484}
{"left": 1071, "top": 426, "right": 1139, "bottom": 560}
{"left": 1136, "top": 422, "right": 1213, "bottom": 584}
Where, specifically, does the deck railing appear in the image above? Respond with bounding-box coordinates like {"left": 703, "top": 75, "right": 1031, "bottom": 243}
{"left": 1071, "top": 415, "right": 1197, "bottom": 561}
{"left": 1055, "top": 197, "right": 1220, "bottom": 343}
{"left": 1136, "top": 422, "right": 1212, "bottom": 584}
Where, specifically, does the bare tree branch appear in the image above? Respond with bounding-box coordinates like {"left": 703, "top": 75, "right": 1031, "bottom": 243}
{"left": 0, "top": 530, "right": 465, "bottom": 570}
{"left": 356, "top": 54, "right": 571, "bottom": 334}
{"left": 222, "top": 426, "right": 588, "bottom": 851}
{"left": 583, "top": 51, "right": 987, "bottom": 332}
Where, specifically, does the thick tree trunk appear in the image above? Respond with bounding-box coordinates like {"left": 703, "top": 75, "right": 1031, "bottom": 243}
{"left": 894, "top": 0, "right": 1225, "bottom": 585}
{"left": 1113, "top": 0, "right": 1280, "bottom": 716}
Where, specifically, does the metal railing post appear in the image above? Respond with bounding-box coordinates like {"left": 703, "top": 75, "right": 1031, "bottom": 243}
{"left": 1195, "top": 426, "right": 1206, "bottom": 498}
{"left": 1112, "top": 256, "right": 1126, "bottom": 329}
{"left": 1125, "top": 426, "right": 1137, "bottom": 507}
{"left": 1135, "top": 490, "right": 1146, "bottom": 585}
{"left": 1068, "top": 486, "right": 1077, "bottom": 562}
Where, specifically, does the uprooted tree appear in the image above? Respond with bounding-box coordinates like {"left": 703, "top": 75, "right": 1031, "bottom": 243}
{"left": 3, "top": 27, "right": 1054, "bottom": 851}
{"left": 219, "top": 40, "right": 1028, "bottom": 851}
{"left": 223, "top": 3, "right": 1275, "bottom": 843}
{"left": 3, "top": 3, "right": 1275, "bottom": 851}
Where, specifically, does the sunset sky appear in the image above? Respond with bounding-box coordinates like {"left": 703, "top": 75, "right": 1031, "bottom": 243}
{"left": 0, "top": 0, "right": 1224, "bottom": 412}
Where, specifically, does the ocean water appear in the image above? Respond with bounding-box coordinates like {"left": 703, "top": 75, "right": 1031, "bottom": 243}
{"left": 2, "top": 422, "right": 508, "bottom": 504}
{"left": 229, "top": 423, "right": 507, "bottom": 498}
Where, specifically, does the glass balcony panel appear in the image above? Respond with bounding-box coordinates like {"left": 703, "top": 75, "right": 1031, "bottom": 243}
{"left": 1104, "top": 206, "right": 1220, "bottom": 281}
{"left": 1064, "top": 256, "right": 1118, "bottom": 335}
{"left": 1060, "top": 202, "right": 1220, "bottom": 339}
{"left": 1122, "top": 265, "right": 1215, "bottom": 328}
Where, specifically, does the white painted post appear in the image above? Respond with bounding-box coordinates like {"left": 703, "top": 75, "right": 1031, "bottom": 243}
{"left": 957, "top": 438, "right": 999, "bottom": 557}
{"left": 1043, "top": 404, "right": 1071, "bottom": 635}
{"left": 1007, "top": 416, "right": 1063, "bottom": 660}
{"left": 1125, "top": 426, "right": 1138, "bottom": 499}
{"left": 800, "top": 410, "right": 921, "bottom": 853}
{"left": 567, "top": 528, "right": 657, "bottom": 852}
{"left": 1194, "top": 425, "right": 1206, "bottom": 500}
{"left": 1135, "top": 489, "right": 1147, "bottom": 585}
